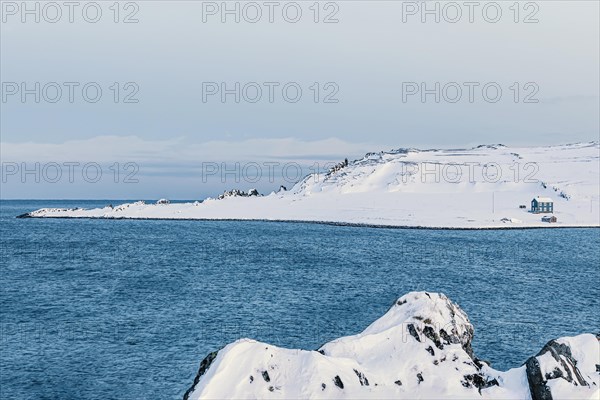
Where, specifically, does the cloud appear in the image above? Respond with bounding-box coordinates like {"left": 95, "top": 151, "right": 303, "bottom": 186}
{"left": 539, "top": 95, "right": 599, "bottom": 105}
{"left": 0, "top": 135, "right": 389, "bottom": 165}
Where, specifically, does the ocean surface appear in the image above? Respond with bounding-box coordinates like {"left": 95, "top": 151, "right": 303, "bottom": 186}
{"left": 1, "top": 200, "right": 599, "bottom": 399}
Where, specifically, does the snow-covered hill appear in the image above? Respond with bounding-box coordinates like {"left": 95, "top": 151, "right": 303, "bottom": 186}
{"left": 20, "top": 142, "right": 600, "bottom": 228}
{"left": 183, "top": 292, "right": 599, "bottom": 400}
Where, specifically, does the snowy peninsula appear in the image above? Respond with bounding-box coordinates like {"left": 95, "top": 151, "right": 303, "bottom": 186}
{"left": 19, "top": 142, "right": 600, "bottom": 229}
{"left": 183, "top": 292, "right": 599, "bottom": 400}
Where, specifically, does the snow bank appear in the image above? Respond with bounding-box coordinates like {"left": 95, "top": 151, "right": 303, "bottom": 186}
{"left": 184, "top": 292, "right": 599, "bottom": 400}
{"left": 18, "top": 142, "right": 600, "bottom": 228}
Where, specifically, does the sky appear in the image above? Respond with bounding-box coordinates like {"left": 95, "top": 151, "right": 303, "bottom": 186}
{"left": 1, "top": 0, "right": 599, "bottom": 199}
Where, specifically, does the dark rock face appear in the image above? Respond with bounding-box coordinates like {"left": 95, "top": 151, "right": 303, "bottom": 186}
{"left": 261, "top": 371, "right": 270, "bottom": 382}
{"left": 526, "top": 356, "right": 552, "bottom": 400}
{"left": 353, "top": 369, "right": 369, "bottom": 386}
{"left": 425, "top": 346, "right": 435, "bottom": 356}
{"left": 407, "top": 324, "right": 421, "bottom": 342}
{"left": 525, "top": 339, "right": 590, "bottom": 400}
{"left": 325, "top": 159, "right": 350, "bottom": 177}
{"left": 333, "top": 375, "right": 344, "bottom": 389}
{"left": 423, "top": 326, "right": 443, "bottom": 350}
{"left": 183, "top": 351, "right": 218, "bottom": 400}
{"left": 217, "top": 189, "right": 261, "bottom": 200}
{"left": 462, "top": 374, "right": 499, "bottom": 392}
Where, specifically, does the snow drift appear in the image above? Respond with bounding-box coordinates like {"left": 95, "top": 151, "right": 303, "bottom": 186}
{"left": 183, "top": 292, "right": 599, "bottom": 400}
{"left": 19, "top": 142, "right": 600, "bottom": 228}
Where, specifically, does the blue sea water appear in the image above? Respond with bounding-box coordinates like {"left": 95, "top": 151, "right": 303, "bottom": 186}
{"left": 0, "top": 200, "right": 599, "bottom": 400}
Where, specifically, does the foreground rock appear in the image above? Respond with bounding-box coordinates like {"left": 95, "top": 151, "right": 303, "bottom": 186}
{"left": 184, "top": 292, "right": 599, "bottom": 399}
{"left": 524, "top": 334, "right": 600, "bottom": 400}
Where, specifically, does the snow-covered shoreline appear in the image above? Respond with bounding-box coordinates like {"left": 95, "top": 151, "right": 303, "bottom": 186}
{"left": 15, "top": 214, "right": 600, "bottom": 230}
{"left": 18, "top": 143, "right": 600, "bottom": 229}
{"left": 183, "top": 292, "right": 600, "bottom": 400}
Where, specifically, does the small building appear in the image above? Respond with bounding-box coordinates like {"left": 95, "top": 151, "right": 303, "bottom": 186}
{"left": 531, "top": 197, "right": 553, "bottom": 214}
{"left": 542, "top": 215, "right": 557, "bottom": 223}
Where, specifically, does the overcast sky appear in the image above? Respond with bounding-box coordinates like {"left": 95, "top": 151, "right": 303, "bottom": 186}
{"left": 1, "top": 1, "right": 599, "bottom": 198}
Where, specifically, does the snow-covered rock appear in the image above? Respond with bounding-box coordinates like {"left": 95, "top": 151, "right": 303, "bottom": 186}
{"left": 18, "top": 142, "right": 600, "bottom": 228}
{"left": 157, "top": 198, "right": 171, "bottom": 205}
{"left": 217, "top": 188, "right": 261, "bottom": 200}
{"left": 183, "top": 292, "right": 599, "bottom": 400}
{"left": 19, "top": 207, "right": 80, "bottom": 218}
{"left": 524, "top": 334, "right": 600, "bottom": 400}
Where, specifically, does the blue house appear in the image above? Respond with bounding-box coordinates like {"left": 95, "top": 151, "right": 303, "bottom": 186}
{"left": 531, "top": 196, "right": 554, "bottom": 214}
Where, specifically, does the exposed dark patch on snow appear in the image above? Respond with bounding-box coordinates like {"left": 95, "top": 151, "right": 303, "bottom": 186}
{"left": 333, "top": 375, "right": 344, "bottom": 389}
{"left": 183, "top": 350, "right": 218, "bottom": 400}
{"left": 423, "top": 326, "right": 444, "bottom": 350}
{"left": 261, "top": 371, "right": 270, "bottom": 383}
{"left": 407, "top": 323, "right": 421, "bottom": 342}
{"left": 353, "top": 369, "right": 369, "bottom": 386}
{"left": 217, "top": 188, "right": 261, "bottom": 200}
{"left": 417, "top": 373, "right": 424, "bottom": 384}
{"left": 462, "top": 374, "right": 499, "bottom": 392}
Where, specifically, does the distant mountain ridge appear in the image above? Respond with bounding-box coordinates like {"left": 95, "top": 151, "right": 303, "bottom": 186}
{"left": 20, "top": 142, "right": 600, "bottom": 228}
